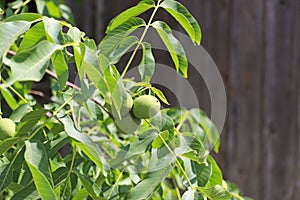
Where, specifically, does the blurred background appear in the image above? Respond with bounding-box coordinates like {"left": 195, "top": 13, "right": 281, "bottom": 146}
{"left": 64, "top": 0, "right": 300, "bottom": 199}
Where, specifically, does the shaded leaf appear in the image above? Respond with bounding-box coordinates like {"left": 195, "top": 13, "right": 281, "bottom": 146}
{"left": 16, "top": 109, "right": 47, "bottom": 136}
{"left": 0, "top": 137, "right": 23, "bottom": 155}
{"left": 0, "top": 164, "right": 12, "bottom": 192}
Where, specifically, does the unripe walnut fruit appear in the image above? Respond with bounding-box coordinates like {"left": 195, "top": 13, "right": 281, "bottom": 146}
{"left": 0, "top": 118, "right": 16, "bottom": 140}
{"left": 133, "top": 95, "right": 161, "bottom": 119}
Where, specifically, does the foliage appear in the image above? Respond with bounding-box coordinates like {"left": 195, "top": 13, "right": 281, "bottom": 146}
{"left": 0, "top": 0, "right": 251, "bottom": 199}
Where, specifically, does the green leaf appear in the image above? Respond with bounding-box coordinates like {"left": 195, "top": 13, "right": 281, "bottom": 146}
{"left": 182, "top": 190, "right": 205, "bottom": 200}
{"left": 191, "top": 161, "right": 212, "bottom": 187}
{"left": 43, "top": 16, "right": 64, "bottom": 44}
{"left": 152, "top": 21, "right": 188, "bottom": 78}
{"left": 128, "top": 165, "right": 173, "bottom": 200}
{"left": 0, "top": 87, "right": 18, "bottom": 110}
{"left": 139, "top": 42, "right": 155, "bottom": 82}
{"left": 16, "top": 109, "right": 47, "bottom": 136}
{"left": 110, "top": 130, "right": 157, "bottom": 167}
{"left": 74, "top": 171, "right": 101, "bottom": 199}
{"left": 11, "top": 183, "right": 38, "bottom": 200}
{"left": 5, "top": 41, "right": 63, "bottom": 85}
{"left": 151, "top": 87, "right": 170, "bottom": 105}
{"left": 9, "top": 104, "right": 32, "bottom": 122}
{"left": 0, "top": 164, "right": 12, "bottom": 192}
{"left": 19, "top": 21, "right": 46, "bottom": 50}
{"left": 152, "top": 130, "right": 169, "bottom": 149}
{"left": 106, "top": 0, "right": 154, "bottom": 32}
{"left": 198, "top": 185, "right": 232, "bottom": 200}
{"left": 99, "top": 17, "right": 146, "bottom": 57}
{"left": 180, "top": 133, "right": 209, "bottom": 164}
{"left": 59, "top": 116, "right": 105, "bottom": 172}
{"left": 160, "top": 0, "right": 201, "bottom": 45}
{"left": 51, "top": 50, "right": 68, "bottom": 89}
{"left": 109, "top": 36, "right": 139, "bottom": 64}
{"left": 35, "top": 0, "right": 61, "bottom": 18}
{"left": 0, "top": 21, "right": 31, "bottom": 62}
{"left": 24, "top": 140, "right": 57, "bottom": 200}
{"left": 207, "top": 156, "right": 223, "bottom": 187}
{"left": 190, "top": 109, "right": 220, "bottom": 153}
{"left": 4, "top": 13, "right": 42, "bottom": 22}
{"left": 0, "top": 137, "right": 22, "bottom": 155}
{"left": 46, "top": 133, "right": 69, "bottom": 158}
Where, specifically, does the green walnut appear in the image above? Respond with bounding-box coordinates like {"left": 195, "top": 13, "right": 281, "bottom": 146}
{"left": 133, "top": 95, "right": 161, "bottom": 119}
{"left": 115, "top": 112, "right": 141, "bottom": 133}
{"left": 0, "top": 118, "right": 16, "bottom": 140}
{"left": 112, "top": 92, "right": 133, "bottom": 117}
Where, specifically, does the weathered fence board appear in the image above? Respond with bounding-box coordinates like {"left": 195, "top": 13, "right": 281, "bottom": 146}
{"left": 68, "top": 0, "right": 300, "bottom": 199}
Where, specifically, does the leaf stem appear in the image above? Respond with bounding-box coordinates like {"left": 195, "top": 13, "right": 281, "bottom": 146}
{"left": 120, "top": 0, "right": 163, "bottom": 78}
{"left": 61, "top": 145, "right": 77, "bottom": 198}
{"left": 157, "top": 133, "right": 194, "bottom": 190}
{"left": 145, "top": 119, "right": 195, "bottom": 191}
{"left": 108, "top": 169, "right": 124, "bottom": 199}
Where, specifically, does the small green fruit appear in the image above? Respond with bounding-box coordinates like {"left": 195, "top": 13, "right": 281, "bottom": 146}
{"left": 115, "top": 112, "right": 141, "bottom": 133}
{"left": 0, "top": 118, "right": 16, "bottom": 140}
{"left": 112, "top": 93, "right": 133, "bottom": 117}
{"left": 133, "top": 95, "right": 161, "bottom": 119}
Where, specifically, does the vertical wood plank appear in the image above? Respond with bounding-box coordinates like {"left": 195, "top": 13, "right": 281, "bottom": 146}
{"left": 263, "top": 0, "right": 300, "bottom": 199}
{"left": 228, "top": 0, "right": 264, "bottom": 198}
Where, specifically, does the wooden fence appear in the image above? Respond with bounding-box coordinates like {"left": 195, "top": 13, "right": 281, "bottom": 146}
{"left": 67, "top": 0, "right": 300, "bottom": 199}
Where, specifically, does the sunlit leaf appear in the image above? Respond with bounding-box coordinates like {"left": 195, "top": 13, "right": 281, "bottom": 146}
{"left": 106, "top": 0, "right": 154, "bottom": 32}
{"left": 5, "top": 41, "right": 63, "bottom": 85}
{"left": 152, "top": 21, "right": 188, "bottom": 77}
{"left": 0, "top": 137, "right": 22, "bottom": 155}
{"left": 109, "top": 36, "right": 139, "bottom": 64}
{"left": 99, "top": 17, "right": 146, "bottom": 57}
{"left": 0, "top": 21, "right": 31, "bottom": 62}
{"left": 24, "top": 140, "right": 57, "bottom": 200}
{"left": 139, "top": 42, "right": 155, "bottom": 82}
{"left": 128, "top": 165, "right": 173, "bottom": 200}
{"left": 161, "top": 0, "right": 201, "bottom": 45}
{"left": 19, "top": 21, "right": 46, "bottom": 50}
{"left": 51, "top": 50, "right": 68, "bottom": 89}
{"left": 198, "top": 185, "right": 231, "bottom": 200}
